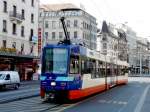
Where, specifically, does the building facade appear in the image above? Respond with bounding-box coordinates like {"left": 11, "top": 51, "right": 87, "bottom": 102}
{"left": 118, "top": 24, "right": 150, "bottom": 76}
{"left": 0, "top": 0, "right": 39, "bottom": 80}
{"left": 39, "top": 3, "right": 97, "bottom": 50}
{"left": 131, "top": 38, "right": 149, "bottom": 75}
{"left": 98, "top": 21, "right": 128, "bottom": 63}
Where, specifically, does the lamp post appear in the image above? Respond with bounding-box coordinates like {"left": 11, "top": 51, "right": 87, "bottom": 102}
{"left": 148, "top": 56, "right": 150, "bottom": 75}
{"left": 139, "top": 51, "right": 142, "bottom": 76}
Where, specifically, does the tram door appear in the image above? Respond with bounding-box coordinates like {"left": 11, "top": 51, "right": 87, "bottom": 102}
{"left": 109, "top": 64, "right": 116, "bottom": 87}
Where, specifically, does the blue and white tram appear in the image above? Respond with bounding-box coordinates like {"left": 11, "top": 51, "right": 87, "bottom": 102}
{"left": 40, "top": 44, "right": 128, "bottom": 100}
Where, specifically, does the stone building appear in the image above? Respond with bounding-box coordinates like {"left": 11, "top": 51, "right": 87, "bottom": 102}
{"left": 0, "top": 0, "right": 39, "bottom": 80}
{"left": 39, "top": 3, "right": 97, "bottom": 50}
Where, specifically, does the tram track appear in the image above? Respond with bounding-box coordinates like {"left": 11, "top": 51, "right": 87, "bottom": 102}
{"left": 0, "top": 96, "right": 67, "bottom": 112}
{"left": 38, "top": 104, "right": 63, "bottom": 112}
{"left": 0, "top": 94, "right": 39, "bottom": 104}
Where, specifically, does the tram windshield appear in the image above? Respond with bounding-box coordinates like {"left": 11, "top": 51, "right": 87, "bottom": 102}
{"left": 42, "top": 48, "right": 68, "bottom": 74}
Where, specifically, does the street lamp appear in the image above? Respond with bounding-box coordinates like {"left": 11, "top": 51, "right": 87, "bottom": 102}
{"left": 139, "top": 51, "right": 142, "bottom": 76}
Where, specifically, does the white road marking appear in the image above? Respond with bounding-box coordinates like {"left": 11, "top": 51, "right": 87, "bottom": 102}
{"left": 134, "top": 85, "right": 150, "bottom": 112}
{"left": 113, "top": 101, "right": 117, "bottom": 104}
{"left": 118, "top": 94, "right": 136, "bottom": 112}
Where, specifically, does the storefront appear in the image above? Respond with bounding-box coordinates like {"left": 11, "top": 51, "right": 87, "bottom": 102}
{"left": 129, "top": 66, "right": 150, "bottom": 76}
{"left": 0, "top": 49, "right": 39, "bottom": 81}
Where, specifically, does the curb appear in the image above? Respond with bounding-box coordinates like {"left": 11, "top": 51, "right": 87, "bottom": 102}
{"left": 0, "top": 93, "right": 40, "bottom": 104}
{"left": 20, "top": 81, "right": 40, "bottom": 86}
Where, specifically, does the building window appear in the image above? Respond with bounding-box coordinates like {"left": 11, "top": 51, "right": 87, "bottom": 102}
{"left": 59, "top": 32, "right": 63, "bottom": 39}
{"left": 22, "top": 9, "right": 25, "bottom": 19}
{"left": 13, "top": 5, "right": 17, "bottom": 16}
{"left": 45, "top": 21, "right": 49, "bottom": 28}
{"left": 103, "top": 43, "right": 107, "bottom": 49}
{"left": 45, "top": 32, "right": 48, "bottom": 39}
{"left": 21, "top": 43, "right": 24, "bottom": 53}
{"left": 67, "top": 32, "right": 70, "bottom": 38}
{"left": 31, "top": 0, "right": 34, "bottom": 7}
{"left": 74, "top": 20, "right": 78, "bottom": 27}
{"left": 21, "top": 26, "right": 24, "bottom": 37}
{"left": 83, "top": 33, "right": 84, "bottom": 39}
{"left": 3, "top": 40, "right": 6, "bottom": 48}
{"left": 30, "top": 29, "right": 33, "bottom": 41}
{"left": 52, "top": 21, "right": 56, "bottom": 29}
{"left": 3, "top": 1, "right": 7, "bottom": 13}
{"left": 74, "top": 31, "right": 77, "bottom": 38}
{"left": 3, "top": 20, "right": 7, "bottom": 32}
{"left": 82, "top": 22, "right": 84, "bottom": 28}
{"left": 31, "top": 14, "right": 34, "bottom": 23}
{"left": 12, "top": 42, "right": 16, "bottom": 48}
{"left": 12, "top": 23, "right": 17, "bottom": 35}
{"left": 59, "top": 21, "right": 62, "bottom": 28}
{"left": 30, "top": 45, "right": 33, "bottom": 54}
{"left": 52, "top": 32, "right": 55, "bottom": 39}
{"left": 67, "top": 20, "right": 70, "bottom": 27}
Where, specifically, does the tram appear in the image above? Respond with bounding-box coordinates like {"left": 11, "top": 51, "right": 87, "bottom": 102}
{"left": 40, "top": 44, "right": 128, "bottom": 100}
{"left": 40, "top": 16, "right": 128, "bottom": 100}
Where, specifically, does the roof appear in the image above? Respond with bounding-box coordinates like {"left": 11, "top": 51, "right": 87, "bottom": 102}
{"left": 101, "top": 21, "right": 109, "bottom": 33}
{"left": 118, "top": 30, "right": 127, "bottom": 41}
{"left": 101, "top": 21, "right": 128, "bottom": 41}
{"left": 40, "top": 3, "right": 79, "bottom": 11}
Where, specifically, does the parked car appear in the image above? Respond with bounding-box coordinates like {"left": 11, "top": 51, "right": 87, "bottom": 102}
{"left": 0, "top": 71, "right": 20, "bottom": 90}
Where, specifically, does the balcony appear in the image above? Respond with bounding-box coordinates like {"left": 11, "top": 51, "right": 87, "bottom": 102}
{"left": 9, "top": 11, "right": 24, "bottom": 23}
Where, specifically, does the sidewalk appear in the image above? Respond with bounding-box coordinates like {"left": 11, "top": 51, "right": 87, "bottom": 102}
{"left": 20, "top": 80, "right": 40, "bottom": 86}
{"left": 129, "top": 74, "right": 150, "bottom": 77}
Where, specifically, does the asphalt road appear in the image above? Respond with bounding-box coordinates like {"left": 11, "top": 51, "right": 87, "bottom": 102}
{"left": 0, "top": 81, "right": 40, "bottom": 103}
{"left": 1, "top": 77, "right": 150, "bottom": 112}
{"left": 64, "top": 77, "right": 150, "bottom": 112}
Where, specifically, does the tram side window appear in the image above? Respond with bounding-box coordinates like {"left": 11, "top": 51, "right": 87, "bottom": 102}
{"left": 81, "top": 60, "right": 88, "bottom": 74}
{"left": 98, "top": 61, "right": 105, "bottom": 78}
{"left": 70, "top": 56, "right": 79, "bottom": 74}
{"left": 107, "top": 64, "right": 111, "bottom": 77}
{"left": 81, "top": 60, "right": 85, "bottom": 74}
{"left": 121, "top": 66, "right": 128, "bottom": 75}
{"left": 90, "top": 60, "right": 96, "bottom": 79}
{"left": 95, "top": 60, "right": 100, "bottom": 78}
{"left": 118, "top": 66, "right": 121, "bottom": 76}
{"left": 94, "top": 60, "right": 101, "bottom": 78}
{"left": 81, "top": 60, "right": 89, "bottom": 74}
{"left": 81, "top": 59, "right": 95, "bottom": 76}
{"left": 114, "top": 65, "right": 118, "bottom": 75}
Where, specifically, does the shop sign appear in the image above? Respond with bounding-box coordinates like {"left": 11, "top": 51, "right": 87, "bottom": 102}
{"left": 0, "top": 47, "right": 16, "bottom": 54}
{"left": 38, "top": 28, "right": 42, "bottom": 54}
{"left": 32, "top": 36, "right": 38, "bottom": 44}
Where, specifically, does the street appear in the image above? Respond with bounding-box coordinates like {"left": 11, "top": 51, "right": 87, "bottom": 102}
{"left": 0, "top": 81, "right": 40, "bottom": 103}
{"left": 0, "top": 0, "right": 150, "bottom": 112}
{"left": 0, "top": 77, "right": 150, "bottom": 112}
{"left": 64, "top": 77, "right": 150, "bottom": 112}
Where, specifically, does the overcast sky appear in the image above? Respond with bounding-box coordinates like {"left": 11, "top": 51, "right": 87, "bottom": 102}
{"left": 40, "top": 0, "right": 150, "bottom": 38}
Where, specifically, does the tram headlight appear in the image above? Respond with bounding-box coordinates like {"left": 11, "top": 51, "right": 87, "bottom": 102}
{"left": 51, "top": 82, "right": 56, "bottom": 86}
